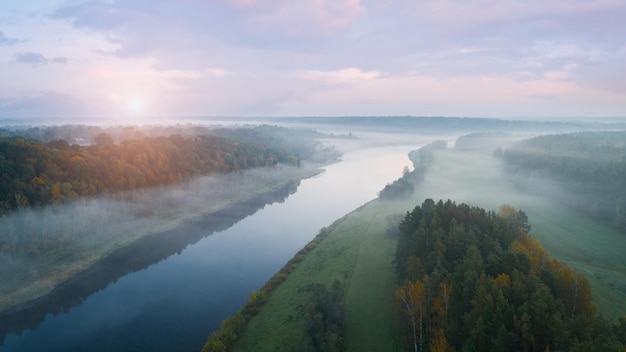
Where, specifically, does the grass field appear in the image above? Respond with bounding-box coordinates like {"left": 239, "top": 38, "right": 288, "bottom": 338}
{"left": 233, "top": 197, "right": 420, "bottom": 351}
{"left": 528, "top": 203, "right": 626, "bottom": 320}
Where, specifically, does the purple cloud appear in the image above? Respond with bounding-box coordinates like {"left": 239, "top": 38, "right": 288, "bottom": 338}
{"left": 0, "top": 31, "right": 20, "bottom": 46}
{"left": 13, "top": 52, "right": 67, "bottom": 65}
{"left": 50, "top": 57, "right": 67, "bottom": 64}
{"left": 50, "top": 1, "right": 130, "bottom": 30}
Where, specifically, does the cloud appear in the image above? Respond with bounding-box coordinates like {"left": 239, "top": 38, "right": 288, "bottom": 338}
{"left": 530, "top": 41, "right": 599, "bottom": 61}
{"left": 281, "top": 70, "right": 626, "bottom": 118}
{"left": 50, "top": 57, "right": 68, "bottom": 64}
{"left": 542, "top": 63, "right": 578, "bottom": 81}
{"left": 1, "top": 0, "right": 623, "bottom": 118}
{"left": 50, "top": 0, "right": 366, "bottom": 60}
{"left": 383, "top": 0, "right": 626, "bottom": 75}
{"left": 0, "top": 31, "right": 20, "bottom": 46}
{"left": 575, "top": 49, "right": 626, "bottom": 94}
{"left": 152, "top": 70, "right": 313, "bottom": 116}
{"left": 0, "top": 91, "right": 87, "bottom": 117}
{"left": 302, "top": 67, "right": 381, "bottom": 84}
{"left": 50, "top": 1, "right": 131, "bottom": 30}
{"left": 13, "top": 52, "right": 67, "bottom": 65}
{"left": 13, "top": 52, "right": 47, "bottom": 65}
{"left": 248, "top": 0, "right": 366, "bottom": 35}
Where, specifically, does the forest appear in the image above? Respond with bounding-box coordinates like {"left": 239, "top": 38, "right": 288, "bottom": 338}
{"left": 395, "top": 199, "right": 626, "bottom": 351}
{"left": 0, "top": 125, "right": 323, "bottom": 214}
{"left": 501, "top": 131, "right": 626, "bottom": 233}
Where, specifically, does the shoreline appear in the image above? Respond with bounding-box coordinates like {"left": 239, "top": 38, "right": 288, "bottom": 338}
{"left": 0, "top": 164, "right": 328, "bottom": 343}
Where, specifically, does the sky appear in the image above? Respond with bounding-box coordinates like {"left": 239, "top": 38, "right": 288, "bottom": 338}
{"left": 0, "top": 0, "right": 625, "bottom": 121}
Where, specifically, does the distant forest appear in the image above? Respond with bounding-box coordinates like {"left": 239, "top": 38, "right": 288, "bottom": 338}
{"left": 280, "top": 116, "right": 626, "bottom": 134}
{"left": 0, "top": 125, "right": 325, "bottom": 214}
{"left": 501, "top": 131, "right": 626, "bottom": 233}
{"left": 396, "top": 199, "right": 626, "bottom": 351}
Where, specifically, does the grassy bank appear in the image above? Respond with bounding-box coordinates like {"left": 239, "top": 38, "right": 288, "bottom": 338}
{"left": 231, "top": 198, "right": 416, "bottom": 351}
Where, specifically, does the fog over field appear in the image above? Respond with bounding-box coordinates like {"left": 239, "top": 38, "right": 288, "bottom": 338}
{"left": 410, "top": 136, "right": 626, "bottom": 320}
{"left": 0, "top": 163, "right": 307, "bottom": 243}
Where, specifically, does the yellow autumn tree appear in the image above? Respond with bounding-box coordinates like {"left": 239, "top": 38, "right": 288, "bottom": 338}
{"left": 511, "top": 236, "right": 549, "bottom": 271}
{"left": 430, "top": 328, "right": 456, "bottom": 352}
{"left": 432, "top": 280, "right": 453, "bottom": 330}
{"left": 551, "top": 260, "right": 595, "bottom": 318}
{"left": 397, "top": 279, "right": 426, "bottom": 352}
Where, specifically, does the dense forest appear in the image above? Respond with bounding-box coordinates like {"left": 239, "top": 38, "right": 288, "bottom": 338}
{"left": 395, "top": 199, "right": 626, "bottom": 351}
{"left": 501, "top": 131, "right": 626, "bottom": 233}
{"left": 0, "top": 125, "right": 324, "bottom": 214}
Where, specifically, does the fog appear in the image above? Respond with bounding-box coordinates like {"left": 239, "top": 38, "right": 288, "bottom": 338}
{"left": 0, "top": 162, "right": 318, "bottom": 306}
{"left": 1, "top": 163, "right": 314, "bottom": 244}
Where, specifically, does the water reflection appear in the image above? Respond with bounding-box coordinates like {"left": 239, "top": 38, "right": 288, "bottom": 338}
{"left": 0, "top": 180, "right": 300, "bottom": 346}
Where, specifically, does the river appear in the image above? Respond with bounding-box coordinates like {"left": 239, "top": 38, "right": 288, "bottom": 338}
{"left": 0, "top": 140, "right": 430, "bottom": 352}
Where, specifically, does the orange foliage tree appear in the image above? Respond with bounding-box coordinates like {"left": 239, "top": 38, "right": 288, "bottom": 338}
{"left": 397, "top": 279, "right": 426, "bottom": 352}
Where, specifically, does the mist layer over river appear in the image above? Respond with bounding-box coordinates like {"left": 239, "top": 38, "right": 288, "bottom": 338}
{"left": 1, "top": 141, "right": 429, "bottom": 352}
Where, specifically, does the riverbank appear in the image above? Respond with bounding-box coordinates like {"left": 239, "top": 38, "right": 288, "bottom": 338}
{"left": 229, "top": 197, "right": 419, "bottom": 351}
{"left": 204, "top": 143, "right": 626, "bottom": 351}
{"left": 202, "top": 143, "right": 440, "bottom": 351}
{"left": 0, "top": 163, "right": 326, "bottom": 321}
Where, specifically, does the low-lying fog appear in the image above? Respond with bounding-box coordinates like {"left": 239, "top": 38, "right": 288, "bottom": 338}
{"left": 414, "top": 139, "right": 626, "bottom": 320}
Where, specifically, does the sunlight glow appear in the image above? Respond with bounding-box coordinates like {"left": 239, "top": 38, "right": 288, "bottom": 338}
{"left": 127, "top": 98, "right": 145, "bottom": 115}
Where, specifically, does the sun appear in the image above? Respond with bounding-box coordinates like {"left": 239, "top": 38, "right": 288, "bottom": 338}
{"left": 127, "top": 97, "right": 145, "bottom": 115}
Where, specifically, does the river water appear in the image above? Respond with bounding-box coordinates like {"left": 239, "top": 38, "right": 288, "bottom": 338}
{"left": 0, "top": 140, "right": 428, "bottom": 352}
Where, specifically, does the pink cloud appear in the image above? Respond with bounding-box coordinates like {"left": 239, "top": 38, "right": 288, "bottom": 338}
{"left": 243, "top": 0, "right": 366, "bottom": 36}
{"left": 312, "top": 0, "right": 365, "bottom": 28}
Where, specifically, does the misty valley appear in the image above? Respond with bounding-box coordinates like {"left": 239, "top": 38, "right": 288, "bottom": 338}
{"left": 1, "top": 117, "right": 626, "bottom": 351}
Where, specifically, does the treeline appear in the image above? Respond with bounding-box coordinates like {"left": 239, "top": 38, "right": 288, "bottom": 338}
{"left": 0, "top": 127, "right": 311, "bottom": 214}
{"left": 0, "top": 124, "right": 213, "bottom": 145}
{"left": 212, "top": 125, "right": 329, "bottom": 164}
{"left": 280, "top": 116, "right": 612, "bottom": 133}
{"left": 454, "top": 132, "right": 519, "bottom": 151}
{"left": 395, "top": 199, "right": 626, "bottom": 351}
{"left": 501, "top": 131, "right": 626, "bottom": 232}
